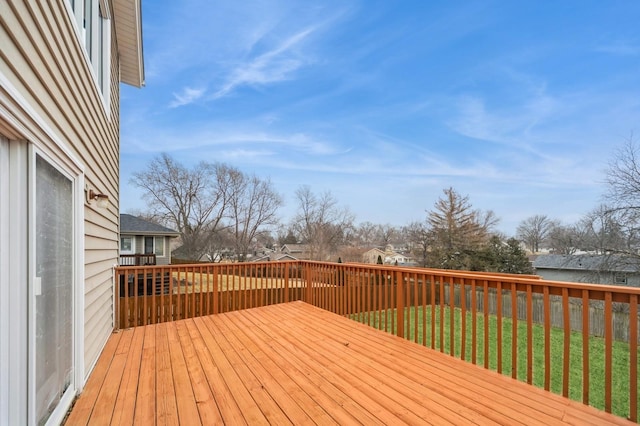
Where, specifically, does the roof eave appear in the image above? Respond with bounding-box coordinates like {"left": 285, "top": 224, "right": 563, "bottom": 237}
{"left": 113, "top": 0, "right": 145, "bottom": 87}
{"left": 121, "top": 231, "right": 180, "bottom": 237}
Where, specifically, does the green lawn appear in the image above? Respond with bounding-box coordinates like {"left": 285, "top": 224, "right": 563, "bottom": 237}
{"left": 352, "top": 306, "right": 638, "bottom": 420}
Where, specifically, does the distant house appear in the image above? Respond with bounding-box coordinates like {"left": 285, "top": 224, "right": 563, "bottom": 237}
{"left": 251, "top": 253, "right": 298, "bottom": 262}
{"left": 281, "top": 244, "right": 312, "bottom": 260}
{"left": 533, "top": 254, "right": 640, "bottom": 287}
{"left": 363, "top": 246, "right": 413, "bottom": 265}
{"left": 120, "top": 214, "right": 180, "bottom": 265}
{"left": 363, "top": 248, "right": 386, "bottom": 264}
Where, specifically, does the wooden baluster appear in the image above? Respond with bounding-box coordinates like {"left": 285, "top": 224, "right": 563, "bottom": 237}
{"left": 483, "top": 280, "right": 489, "bottom": 369}
{"left": 471, "top": 279, "right": 477, "bottom": 365}
{"left": 396, "top": 269, "right": 404, "bottom": 339}
{"left": 526, "top": 284, "right": 533, "bottom": 384}
{"left": 460, "top": 278, "right": 466, "bottom": 360}
{"left": 543, "top": 285, "right": 551, "bottom": 391}
{"left": 630, "top": 294, "right": 638, "bottom": 422}
{"left": 497, "top": 281, "right": 502, "bottom": 374}
{"left": 562, "top": 287, "right": 570, "bottom": 398}
{"left": 422, "top": 273, "right": 427, "bottom": 347}
{"left": 582, "top": 289, "right": 589, "bottom": 405}
{"left": 511, "top": 282, "right": 518, "bottom": 379}
{"left": 439, "top": 275, "right": 445, "bottom": 353}
{"left": 449, "top": 276, "right": 455, "bottom": 356}
{"left": 604, "top": 291, "right": 613, "bottom": 413}
{"left": 431, "top": 275, "right": 436, "bottom": 350}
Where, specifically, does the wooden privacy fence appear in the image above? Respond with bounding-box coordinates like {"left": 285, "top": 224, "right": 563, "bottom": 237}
{"left": 449, "top": 287, "right": 639, "bottom": 343}
{"left": 114, "top": 260, "right": 640, "bottom": 422}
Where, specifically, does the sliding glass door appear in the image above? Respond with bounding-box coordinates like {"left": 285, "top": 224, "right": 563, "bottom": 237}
{"left": 34, "top": 154, "right": 74, "bottom": 425}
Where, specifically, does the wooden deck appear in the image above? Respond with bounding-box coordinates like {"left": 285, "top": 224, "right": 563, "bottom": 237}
{"left": 65, "top": 302, "right": 633, "bottom": 425}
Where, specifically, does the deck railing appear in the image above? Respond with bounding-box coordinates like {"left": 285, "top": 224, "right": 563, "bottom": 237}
{"left": 114, "top": 260, "right": 640, "bottom": 422}
{"left": 119, "top": 253, "right": 156, "bottom": 266}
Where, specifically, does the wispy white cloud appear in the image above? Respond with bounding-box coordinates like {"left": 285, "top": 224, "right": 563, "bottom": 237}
{"left": 169, "top": 86, "right": 206, "bottom": 108}
{"left": 121, "top": 121, "right": 341, "bottom": 157}
{"left": 595, "top": 40, "right": 640, "bottom": 56}
{"left": 447, "top": 84, "right": 559, "bottom": 152}
{"left": 211, "top": 27, "right": 317, "bottom": 99}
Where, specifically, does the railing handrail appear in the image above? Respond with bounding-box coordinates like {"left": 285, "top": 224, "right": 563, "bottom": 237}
{"left": 302, "top": 260, "right": 640, "bottom": 296}
{"left": 119, "top": 253, "right": 157, "bottom": 266}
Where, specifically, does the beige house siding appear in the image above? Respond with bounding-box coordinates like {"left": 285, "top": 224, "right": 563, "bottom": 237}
{"left": 0, "top": 0, "right": 122, "bottom": 380}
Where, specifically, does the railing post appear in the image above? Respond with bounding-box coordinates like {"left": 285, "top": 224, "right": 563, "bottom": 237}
{"left": 113, "top": 266, "right": 119, "bottom": 330}
{"left": 305, "top": 262, "right": 312, "bottom": 303}
{"left": 213, "top": 264, "right": 219, "bottom": 314}
{"left": 396, "top": 269, "right": 404, "bottom": 339}
{"left": 284, "top": 263, "right": 290, "bottom": 303}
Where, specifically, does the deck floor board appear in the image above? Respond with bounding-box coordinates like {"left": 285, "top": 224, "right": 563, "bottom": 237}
{"left": 66, "top": 301, "right": 633, "bottom": 425}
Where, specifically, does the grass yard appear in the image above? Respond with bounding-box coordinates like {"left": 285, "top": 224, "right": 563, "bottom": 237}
{"left": 353, "top": 306, "right": 638, "bottom": 420}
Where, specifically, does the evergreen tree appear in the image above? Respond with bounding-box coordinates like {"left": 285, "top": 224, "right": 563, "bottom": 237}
{"left": 478, "top": 236, "right": 533, "bottom": 274}
{"left": 426, "top": 187, "right": 497, "bottom": 270}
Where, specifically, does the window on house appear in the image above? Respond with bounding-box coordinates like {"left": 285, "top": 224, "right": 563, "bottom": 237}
{"left": 614, "top": 273, "right": 627, "bottom": 285}
{"left": 67, "top": 0, "right": 111, "bottom": 109}
{"left": 154, "top": 236, "right": 164, "bottom": 257}
{"left": 141, "top": 236, "right": 165, "bottom": 257}
{"left": 144, "top": 236, "right": 154, "bottom": 254}
{"left": 120, "top": 236, "right": 132, "bottom": 253}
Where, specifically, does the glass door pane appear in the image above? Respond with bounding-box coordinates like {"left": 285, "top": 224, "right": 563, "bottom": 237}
{"left": 34, "top": 155, "right": 73, "bottom": 425}
{"left": 144, "top": 236, "right": 153, "bottom": 254}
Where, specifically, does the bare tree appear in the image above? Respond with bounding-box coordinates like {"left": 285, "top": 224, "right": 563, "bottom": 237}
{"left": 203, "top": 227, "right": 234, "bottom": 262}
{"left": 291, "top": 186, "right": 355, "bottom": 260}
{"left": 576, "top": 204, "right": 626, "bottom": 254}
{"left": 605, "top": 135, "right": 640, "bottom": 208}
{"left": 476, "top": 209, "right": 500, "bottom": 234}
{"left": 604, "top": 136, "right": 640, "bottom": 255}
{"left": 276, "top": 225, "right": 298, "bottom": 246}
{"left": 375, "top": 224, "right": 397, "bottom": 247}
{"left": 226, "top": 169, "right": 282, "bottom": 261}
{"left": 404, "top": 221, "right": 430, "bottom": 267}
{"left": 131, "top": 154, "right": 228, "bottom": 260}
{"left": 354, "top": 221, "right": 378, "bottom": 247}
{"left": 547, "top": 223, "right": 578, "bottom": 255}
{"left": 516, "top": 215, "right": 557, "bottom": 253}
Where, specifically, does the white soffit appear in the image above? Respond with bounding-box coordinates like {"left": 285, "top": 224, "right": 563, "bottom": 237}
{"left": 113, "top": 0, "right": 144, "bottom": 87}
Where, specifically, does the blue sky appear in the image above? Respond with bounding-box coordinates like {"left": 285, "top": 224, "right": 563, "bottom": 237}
{"left": 120, "top": 1, "right": 640, "bottom": 236}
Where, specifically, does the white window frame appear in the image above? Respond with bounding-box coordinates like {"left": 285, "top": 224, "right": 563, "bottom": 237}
{"left": 0, "top": 71, "right": 86, "bottom": 425}
{"left": 614, "top": 273, "right": 627, "bottom": 285}
{"left": 65, "top": 0, "right": 111, "bottom": 114}
{"left": 28, "top": 147, "right": 83, "bottom": 426}
{"left": 120, "top": 236, "right": 134, "bottom": 254}
{"left": 141, "top": 236, "right": 165, "bottom": 257}
{"left": 154, "top": 236, "right": 165, "bottom": 257}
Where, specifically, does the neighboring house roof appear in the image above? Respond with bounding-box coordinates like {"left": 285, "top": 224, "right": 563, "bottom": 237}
{"left": 281, "top": 244, "right": 309, "bottom": 253}
{"left": 113, "top": 0, "right": 145, "bottom": 87}
{"left": 120, "top": 214, "right": 180, "bottom": 236}
{"left": 251, "top": 253, "right": 298, "bottom": 262}
{"left": 362, "top": 247, "right": 412, "bottom": 264}
{"left": 533, "top": 254, "right": 640, "bottom": 273}
{"left": 364, "top": 248, "right": 385, "bottom": 256}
